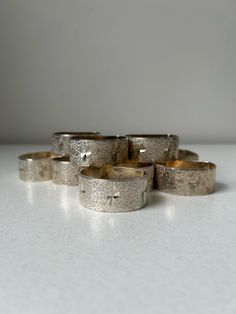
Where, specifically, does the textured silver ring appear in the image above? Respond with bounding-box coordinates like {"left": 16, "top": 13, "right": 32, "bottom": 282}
{"left": 52, "top": 132, "right": 99, "bottom": 155}
{"left": 127, "top": 134, "right": 179, "bottom": 162}
{"left": 70, "top": 135, "right": 128, "bottom": 167}
{"left": 116, "top": 161, "right": 154, "bottom": 192}
{"left": 18, "top": 152, "right": 60, "bottom": 182}
{"left": 154, "top": 160, "right": 216, "bottom": 196}
{"left": 52, "top": 156, "right": 81, "bottom": 186}
{"left": 78, "top": 166, "right": 148, "bottom": 212}
{"left": 178, "top": 149, "right": 199, "bottom": 161}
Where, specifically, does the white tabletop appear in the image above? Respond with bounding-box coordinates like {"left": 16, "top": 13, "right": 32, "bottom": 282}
{"left": 0, "top": 144, "right": 235, "bottom": 314}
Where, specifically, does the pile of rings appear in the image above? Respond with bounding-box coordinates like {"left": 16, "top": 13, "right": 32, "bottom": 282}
{"left": 18, "top": 132, "right": 216, "bottom": 213}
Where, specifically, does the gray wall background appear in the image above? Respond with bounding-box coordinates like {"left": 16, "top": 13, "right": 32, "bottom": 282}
{"left": 1, "top": 0, "right": 236, "bottom": 144}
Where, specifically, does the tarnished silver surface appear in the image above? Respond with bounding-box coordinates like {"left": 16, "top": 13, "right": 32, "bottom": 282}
{"left": 52, "top": 156, "right": 81, "bottom": 186}
{"left": 154, "top": 160, "right": 216, "bottom": 196}
{"left": 116, "top": 161, "right": 154, "bottom": 192}
{"left": 127, "top": 134, "right": 179, "bottom": 162}
{"left": 78, "top": 166, "right": 148, "bottom": 212}
{"left": 70, "top": 136, "right": 128, "bottom": 167}
{"left": 52, "top": 132, "right": 99, "bottom": 155}
{"left": 19, "top": 152, "right": 59, "bottom": 182}
{"left": 178, "top": 149, "right": 199, "bottom": 161}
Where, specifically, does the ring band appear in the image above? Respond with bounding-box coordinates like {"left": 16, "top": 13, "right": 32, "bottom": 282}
{"left": 52, "top": 156, "right": 81, "bottom": 186}
{"left": 18, "top": 152, "right": 59, "bottom": 182}
{"left": 70, "top": 135, "right": 128, "bottom": 167}
{"left": 127, "top": 134, "right": 179, "bottom": 162}
{"left": 116, "top": 161, "right": 154, "bottom": 192}
{"left": 52, "top": 132, "right": 99, "bottom": 155}
{"left": 78, "top": 166, "right": 148, "bottom": 212}
{"left": 178, "top": 149, "right": 199, "bottom": 161}
{"left": 154, "top": 160, "right": 216, "bottom": 196}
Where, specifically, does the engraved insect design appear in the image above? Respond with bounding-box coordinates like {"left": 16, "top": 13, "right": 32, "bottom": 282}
{"left": 80, "top": 151, "right": 92, "bottom": 162}
{"left": 134, "top": 144, "right": 146, "bottom": 160}
{"left": 106, "top": 192, "right": 120, "bottom": 207}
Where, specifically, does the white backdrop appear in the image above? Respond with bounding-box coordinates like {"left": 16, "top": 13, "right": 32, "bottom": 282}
{"left": 1, "top": 0, "right": 236, "bottom": 143}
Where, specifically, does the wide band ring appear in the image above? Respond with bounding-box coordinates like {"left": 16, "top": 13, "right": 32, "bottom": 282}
{"left": 116, "top": 161, "right": 154, "bottom": 192}
{"left": 52, "top": 156, "right": 81, "bottom": 186}
{"left": 78, "top": 166, "right": 148, "bottom": 212}
{"left": 52, "top": 132, "right": 99, "bottom": 155}
{"left": 127, "top": 134, "right": 179, "bottom": 162}
{"left": 154, "top": 160, "right": 216, "bottom": 196}
{"left": 70, "top": 135, "right": 128, "bottom": 167}
{"left": 178, "top": 149, "right": 199, "bottom": 161}
{"left": 18, "top": 152, "right": 59, "bottom": 182}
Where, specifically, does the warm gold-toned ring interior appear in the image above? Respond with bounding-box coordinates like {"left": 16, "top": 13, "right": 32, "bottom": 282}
{"left": 117, "top": 161, "right": 153, "bottom": 168}
{"left": 71, "top": 135, "right": 127, "bottom": 141}
{"left": 126, "top": 134, "right": 178, "bottom": 139}
{"left": 52, "top": 156, "right": 71, "bottom": 163}
{"left": 80, "top": 165, "right": 145, "bottom": 181}
{"left": 54, "top": 132, "right": 99, "bottom": 137}
{"left": 156, "top": 160, "right": 216, "bottom": 170}
{"left": 19, "top": 152, "right": 59, "bottom": 160}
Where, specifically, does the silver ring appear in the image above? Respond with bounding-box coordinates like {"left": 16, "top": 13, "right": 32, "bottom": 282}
{"left": 116, "top": 161, "right": 154, "bottom": 192}
{"left": 70, "top": 135, "right": 128, "bottom": 167}
{"left": 78, "top": 166, "right": 148, "bottom": 212}
{"left": 52, "top": 132, "right": 99, "bottom": 155}
{"left": 178, "top": 149, "right": 199, "bottom": 161}
{"left": 127, "top": 134, "right": 179, "bottom": 162}
{"left": 154, "top": 160, "right": 216, "bottom": 195}
{"left": 52, "top": 156, "right": 81, "bottom": 186}
{"left": 18, "top": 152, "right": 59, "bottom": 182}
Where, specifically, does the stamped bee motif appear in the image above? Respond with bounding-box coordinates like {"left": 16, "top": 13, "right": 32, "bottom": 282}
{"left": 80, "top": 151, "right": 92, "bottom": 162}
{"left": 106, "top": 192, "right": 120, "bottom": 207}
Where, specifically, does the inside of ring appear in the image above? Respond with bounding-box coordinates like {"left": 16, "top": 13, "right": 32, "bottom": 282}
{"left": 53, "top": 156, "right": 70, "bottom": 163}
{"left": 19, "top": 152, "right": 58, "bottom": 160}
{"left": 54, "top": 132, "right": 98, "bottom": 137}
{"left": 80, "top": 166, "right": 145, "bottom": 179}
{"left": 70, "top": 135, "right": 127, "bottom": 140}
{"left": 127, "top": 134, "right": 177, "bottom": 138}
{"left": 156, "top": 160, "right": 215, "bottom": 170}
{"left": 117, "top": 161, "right": 153, "bottom": 168}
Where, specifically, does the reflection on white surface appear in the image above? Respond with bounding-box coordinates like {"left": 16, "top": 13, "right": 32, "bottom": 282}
{"left": 25, "top": 182, "right": 34, "bottom": 205}
{"left": 53, "top": 184, "right": 79, "bottom": 219}
{"left": 165, "top": 205, "right": 176, "bottom": 222}
{"left": 81, "top": 208, "right": 117, "bottom": 239}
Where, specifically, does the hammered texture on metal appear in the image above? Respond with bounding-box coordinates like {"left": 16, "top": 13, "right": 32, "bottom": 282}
{"left": 52, "top": 160, "right": 81, "bottom": 186}
{"left": 19, "top": 158, "right": 53, "bottom": 182}
{"left": 178, "top": 149, "right": 199, "bottom": 161}
{"left": 70, "top": 138, "right": 128, "bottom": 167}
{"left": 52, "top": 132, "right": 98, "bottom": 155}
{"left": 154, "top": 164, "right": 216, "bottom": 195}
{"left": 79, "top": 175, "right": 148, "bottom": 212}
{"left": 128, "top": 135, "right": 179, "bottom": 162}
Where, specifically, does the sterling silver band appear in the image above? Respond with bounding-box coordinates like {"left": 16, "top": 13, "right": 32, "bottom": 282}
{"left": 78, "top": 166, "right": 148, "bottom": 212}
{"left": 154, "top": 160, "right": 216, "bottom": 196}
{"left": 127, "top": 134, "right": 179, "bottom": 162}
{"left": 52, "top": 156, "right": 81, "bottom": 186}
{"left": 70, "top": 136, "right": 128, "bottom": 167}
{"left": 178, "top": 149, "right": 199, "bottom": 161}
{"left": 19, "top": 152, "right": 60, "bottom": 182}
{"left": 52, "top": 132, "right": 99, "bottom": 155}
{"left": 116, "top": 161, "right": 154, "bottom": 192}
